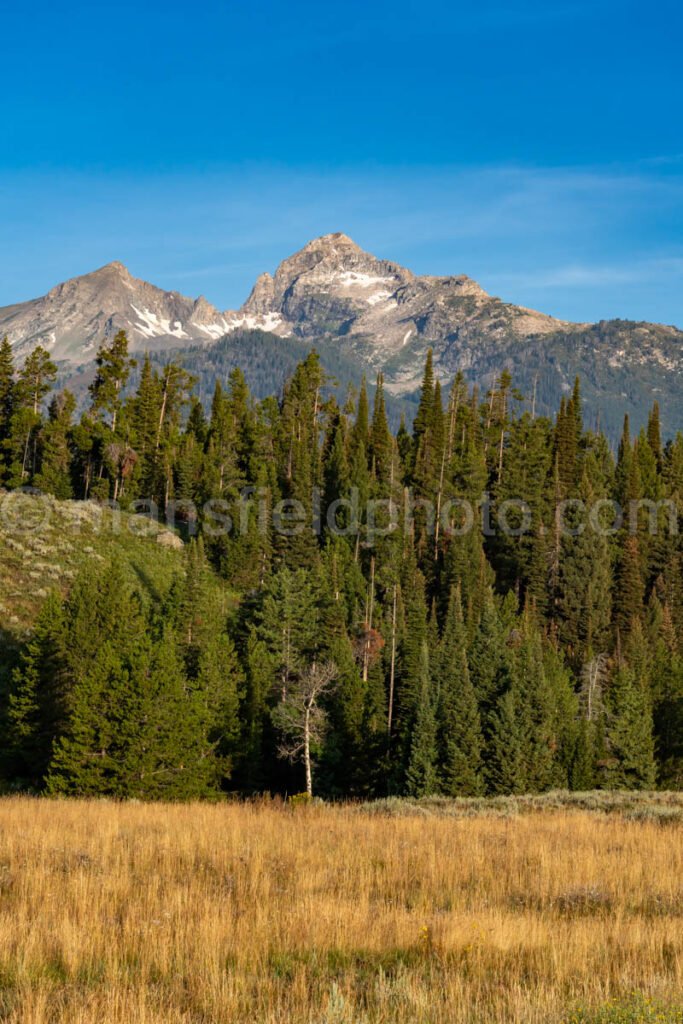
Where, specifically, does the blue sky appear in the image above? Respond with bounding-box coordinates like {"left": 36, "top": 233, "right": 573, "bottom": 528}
{"left": 2, "top": 0, "right": 682, "bottom": 325}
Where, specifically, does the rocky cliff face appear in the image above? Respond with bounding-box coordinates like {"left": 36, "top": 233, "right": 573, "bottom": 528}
{"left": 0, "top": 261, "right": 287, "bottom": 364}
{"left": 2, "top": 233, "right": 683, "bottom": 436}
{"left": 0, "top": 233, "right": 565, "bottom": 382}
{"left": 238, "top": 232, "right": 576, "bottom": 393}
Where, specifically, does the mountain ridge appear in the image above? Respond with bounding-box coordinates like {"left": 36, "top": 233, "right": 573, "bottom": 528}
{"left": 0, "top": 232, "right": 586, "bottom": 375}
{"left": 2, "top": 233, "right": 683, "bottom": 438}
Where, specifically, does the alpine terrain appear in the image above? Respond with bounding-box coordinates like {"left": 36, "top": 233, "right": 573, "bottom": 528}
{"left": 2, "top": 232, "right": 682, "bottom": 437}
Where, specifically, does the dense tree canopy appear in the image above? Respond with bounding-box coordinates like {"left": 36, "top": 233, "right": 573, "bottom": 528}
{"left": 1, "top": 334, "right": 681, "bottom": 796}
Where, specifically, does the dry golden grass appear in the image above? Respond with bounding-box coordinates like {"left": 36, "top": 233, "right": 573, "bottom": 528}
{"left": 0, "top": 797, "right": 681, "bottom": 1023}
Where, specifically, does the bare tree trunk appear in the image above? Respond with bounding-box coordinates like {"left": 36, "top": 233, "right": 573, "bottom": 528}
{"left": 484, "top": 389, "right": 495, "bottom": 454}
{"left": 498, "top": 424, "right": 505, "bottom": 484}
{"left": 156, "top": 373, "right": 170, "bottom": 450}
{"left": 304, "top": 705, "right": 312, "bottom": 797}
{"left": 281, "top": 624, "right": 291, "bottom": 700}
{"left": 497, "top": 390, "right": 507, "bottom": 484}
{"left": 362, "top": 556, "right": 375, "bottom": 682}
{"left": 434, "top": 446, "right": 447, "bottom": 560}
{"left": 313, "top": 386, "right": 319, "bottom": 431}
{"left": 435, "top": 382, "right": 460, "bottom": 555}
{"left": 387, "top": 583, "right": 397, "bottom": 737}
{"left": 21, "top": 430, "right": 31, "bottom": 480}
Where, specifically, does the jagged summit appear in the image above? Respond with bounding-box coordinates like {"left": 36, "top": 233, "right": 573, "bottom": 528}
{"left": 300, "top": 232, "right": 363, "bottom": 253}
{"left": 63, "top": 260, "right": 132, "bottom": 284}
{"left": 1, "top": 233, "right": 683, "bottom": 436}
{"left": 100, "top": 260, "right": 130, "bottom": 274}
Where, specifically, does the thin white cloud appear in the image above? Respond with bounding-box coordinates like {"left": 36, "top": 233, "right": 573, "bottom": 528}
{"left": 491, "top": 258, "right": 683, "bottom": 291}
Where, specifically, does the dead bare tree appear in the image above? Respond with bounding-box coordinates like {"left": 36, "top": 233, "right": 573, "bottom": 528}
{"left": 580, "top": 654, "right": 609, "bottom": 722}
{"left": 271, "top": 660, "right": 338, "bottom": 797}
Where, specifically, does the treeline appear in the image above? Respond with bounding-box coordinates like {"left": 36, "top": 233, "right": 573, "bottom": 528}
{"left": 0, "top": 331, "right": 682, "bottom": 797}
{"left": 143, "top": 328, "right": 415, "bottom": 430}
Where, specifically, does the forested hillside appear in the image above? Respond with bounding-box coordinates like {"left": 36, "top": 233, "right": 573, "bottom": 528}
{"left": 0, "top": 330, "right": 681, "bottom": 798}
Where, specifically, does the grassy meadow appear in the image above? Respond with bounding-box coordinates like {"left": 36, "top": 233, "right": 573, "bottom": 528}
{"left": 0, "top": 795, "right": 681, "bottom": 1023}
{"left": 0, "top": 491, "right": 187, "bottom": 638}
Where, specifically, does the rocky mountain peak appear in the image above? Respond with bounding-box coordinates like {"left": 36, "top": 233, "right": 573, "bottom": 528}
{"left": 270, "top": 233, "right": 412, "bottom": 304}
{"left": 242, "top": 272, "right": 276, "bottom": 314}
{"left": 301, "top": 232, "right": 363, "bottom": 255}
{"left": 101, "top": 260, "right": 130, "bottom": 274}
{"left": 191, "top": 295, "right": 221, "bottom": 322}
{"left": 80, "top": 261, "right": 133, "bottom": 284}
{"left": 3, "top": 234, "right": 683, "bottom": 438}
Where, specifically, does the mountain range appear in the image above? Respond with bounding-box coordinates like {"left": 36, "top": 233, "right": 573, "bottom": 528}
{"left": 2, "top": 232, "right": 682, "bottom": 438}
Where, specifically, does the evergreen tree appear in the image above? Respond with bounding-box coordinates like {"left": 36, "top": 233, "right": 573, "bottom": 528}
{"left": 5, "top": 345, "right": 57, "bottom": 485}
{"left": 370, "top": 372, "right": 392, "bottom": 487}
{"left": 413, "top": 349, "right": 435, "bottom": 447}
{"left": 7, "top": 593, "right": 67, "bottom": 787}
{"left": 34, "top": 391, "right": 75, "bottom": 498}
{"left": 556, "top": 456, "right": 613, "bottom": 665}
{"left": 647, "top": 401, "right": 663, "bottom": 472}
{"left": 486, "top": 683, "right": 529, "bottom": 795}
{"left": 0, "top": 336, "right": 14, "bottom": 482}
{"left": 405, "top": 642, "right": 438, "bottom": 796}
{"left": 89, "top": 330, "right": 136, "bottom": 433}
{"left": 436, "top": 587, "right": 484, "bottom": 796}
{"left": 604, "top": 665, "right": 657, "bottom": 790}
{"left": 2, "top": 352, "right": 681, "bottom": 800}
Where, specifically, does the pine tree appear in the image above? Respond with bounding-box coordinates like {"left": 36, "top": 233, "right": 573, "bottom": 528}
{"left": 613, "top": 534, "right": 644, "bottom": 640}
{"left": 34, "top": 391, "right": 75, "bottom": 498}
{"left": 604, "top": 666, "right": 657, "bottom": 790}
{"left": 552, "top": 379, "right": 581, "bottom": 495}
{"left": 413, "top": 349, "right": 435, "bottom": 447}
{"left": 45, "top": 565, "right": 154, "bottom": 796}
{"left": 89, "top": 331, "right": 136, "bottom": 433}
{"left": 369, "top": 373, "right": 392, "bottom": 488}
{"left": 5, "top": 345, "right": 57, "bottom": 485}
{"left": 486, "top": 684, "right": 528, "bottom": 795}
{"left": 406, "top": 642, "right": 438, "bottom": 796}
{"left": 556, "top": 457, "right": 613, "bottom": 665}
{"left": 322, "top": 409, "right": 351, "bottom": 536}
{"left": 137, "top": 626, "right": 220, "bottom": 800}
{"left": 350, "top": 376, "right": 370, "bottom": 459}
{"left": 41, "top": 560, "right": 230, "bottom": 799}
{"left": 615, "top": 414, "right": 633, "bottom": 508}
{"left": 129, "top": 354, "right": 163, "bottom": 500}
{"left": 277, "top": 351, "right": 324, "bottom": 568}
{"left": 647, "top": 402, "right": 663, "bottom": 472}
{"left": 395, "top": 559, "right": 429, "bottom": 727}
{"left": 468, "top": 595, "right": 512, "bottom": 729}
{"left": 436, "top": 587, "right": 484, "bottom": 796}
{"left": 7, "top": 593, "right": 67, "bottom": 787}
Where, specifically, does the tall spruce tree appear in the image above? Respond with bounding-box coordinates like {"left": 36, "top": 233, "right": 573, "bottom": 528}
{"left": 34, "top": 391, "right": 75, "bottom": 498}
{"left": 436, "top": 586, "right": 484, "bottom": 796}
{"left": 405, "top": 642, "right": 439, "bottom": 796}
{"left": 604, "top": 665, "right": 657, "bottom": 790}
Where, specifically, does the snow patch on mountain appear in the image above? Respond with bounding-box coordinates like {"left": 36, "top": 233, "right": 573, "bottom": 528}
{"left": 194, "top": 320, "right": 231, "bottom": 340}
{"left": 131, "top": 305, "right": 189, "bottom": 340}
{"left": 335, "top": 270, "right": 397, "bottom": 290}
{"left": 224, "top": 311, "right": 289, "bottom": 334}
{"left": 366, "top": 290, "right": 394, "bottom": 306}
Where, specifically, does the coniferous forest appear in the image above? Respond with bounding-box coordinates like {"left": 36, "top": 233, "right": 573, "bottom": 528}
{"left": 0, "top": 330, "right": 682, "bottom": 799}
